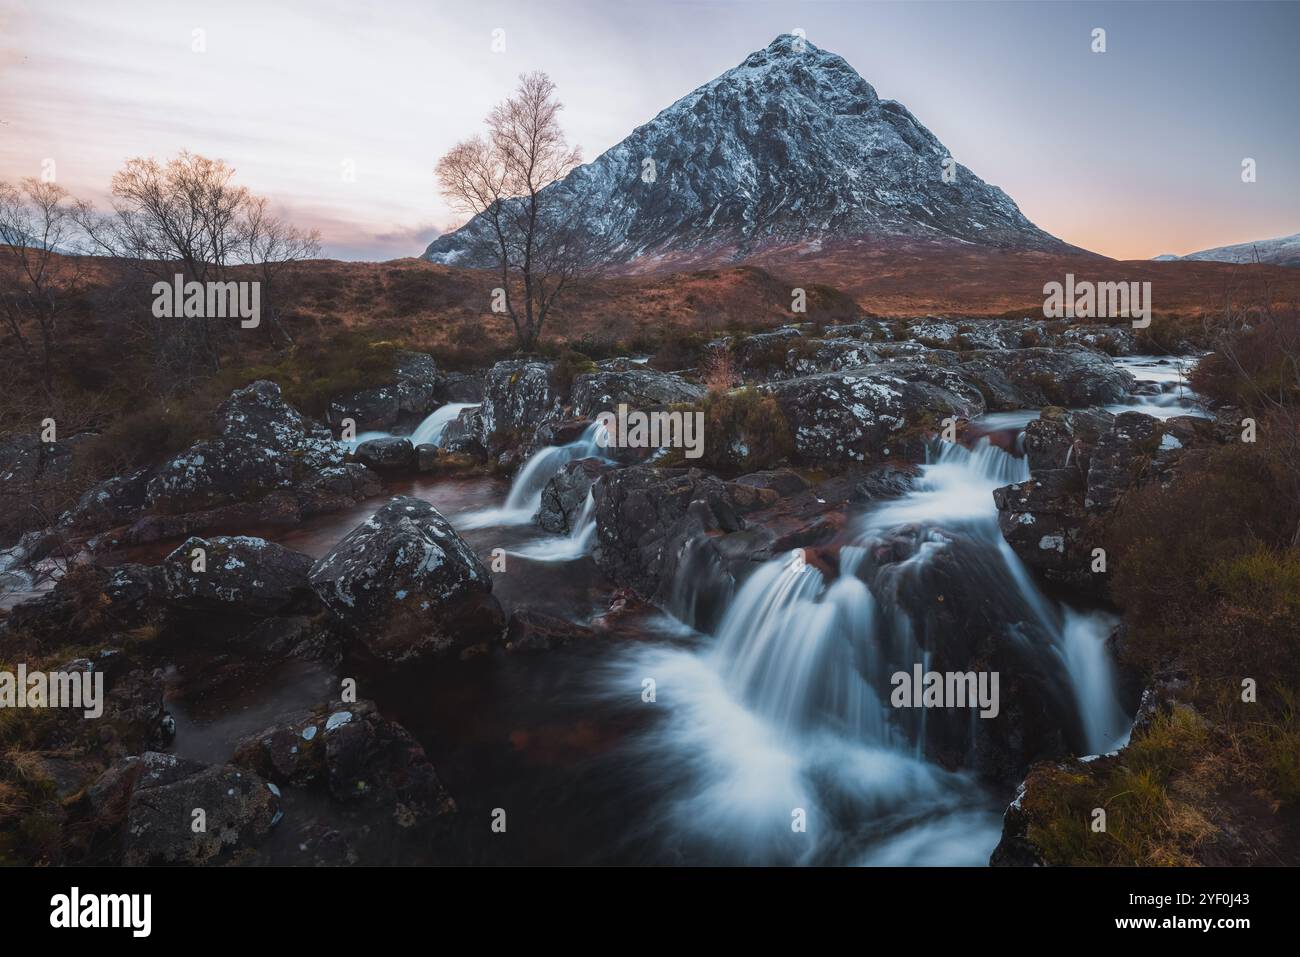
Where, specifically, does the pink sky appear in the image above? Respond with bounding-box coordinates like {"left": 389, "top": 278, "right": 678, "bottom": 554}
{"left": 2, "top": 0, "right": 1296, "bottom": 261}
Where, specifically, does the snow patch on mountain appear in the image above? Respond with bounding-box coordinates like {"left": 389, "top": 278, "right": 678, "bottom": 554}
{"left": 425, "top": 34, "right": 1072, "bottom": 268}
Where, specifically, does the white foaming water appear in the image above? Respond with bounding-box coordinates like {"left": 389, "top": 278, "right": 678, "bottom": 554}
{"left": 458, "top": 422, "right": 608, "bottom": 530}
{"left": 342, "top": 401, "right": 479, "bottom": 451}
{"left": 509, "top": 490, "right": 598, "bottom": 561}
{"left": 409, "top": 402, "right": 478, "bottom": 446}
{"left": 602, "top": 437, "right": 1129, "bottom": 865}
{"left": 1108, "top": 354, "right": 1209, "bottom": 419}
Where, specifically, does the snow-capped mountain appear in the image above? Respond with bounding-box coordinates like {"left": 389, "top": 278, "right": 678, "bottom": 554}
{"left": 1154, "top": 233, "right": 1300, "bottom": 268}
{"left": 425, "top": 35, "right": 1075, "bottom": 269}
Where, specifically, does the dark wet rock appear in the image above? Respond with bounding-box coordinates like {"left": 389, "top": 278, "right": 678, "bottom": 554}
{"left": 505, "top": 608, "right": 599, "bottom": 652}
{"left": 439, "top": 405, "right": 487, "bottom": 459}
{"left": 593, "top": 467, "right": 743, "bottom": 599}
{"left": 1085, "top": 411, "right": 1159, "bottom": 511}
{"left": 394, "top": 351, "right": 441, "bottom": 415}
{"left": 146, "top": 382, "right": 346, "bottom": 515}
{"left": 216, "top": 380, "right": 344, "bottom": 471}
{"left": 329, "top": 386, "right": 401, "bottom": 433}
{"left": 435, "top": 371, "right": 484, "bottom": 403}
{"left": 353, "top": 436, "right": 414, "bottom": 471}
{"left": 414, "top": 443, "right": 439, "bottom": 472}
{"left": 764, "top": 362, "right": 984, "bottom": 464}
{"left": 989, "top": 782, "right": 1047, "bottom": 867}
{"left": 233, "top": 699, "right": 456, "bottom": 846}
{"left": 852, "top": 462, "right": 922, "bottom": 503}
{"left": 478, "top": 360, "right": 562, "bottom": 454}
{"left": 309, "top": 496, "right": 505, "bottom": 663}
{"left": 533, "top": 417, "right": 594, "bottom": 448}
{"left": 1022, "top": 408, "right": 1114, "bottom": 472}
{"left": 961, "top": 348, "right": 1134, "bottom": 410}
{"left": 64, "top": 468, "right": 151, "bottom": 532}
{"left": 162, "top": 535, "right": 314, "bottom": 616}
{"left": 538, "top": 458, "right": 611, "bottom": 533}
{"left": 297, "top": 463, "right": 382, "bottom": 518}
{"left": 124, "top": 761, "right": 280, "bottom": 865}
{"left": 144, "top": 437, "right": 294, "bottom": 514}
{"left": 569, "top": 368, "right": 705, "bottom": 417}
{"left": 993, "top": 469, "right": 1090, "bottom": 583}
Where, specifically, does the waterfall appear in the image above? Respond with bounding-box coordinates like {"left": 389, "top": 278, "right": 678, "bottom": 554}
{"left": 342, "top": 401, "right": 478, "bottom": 451}
{"left": 409, "top": 402, "right": 478, "bottom": 446}
{"left": 599, "top": 435, "right": 1131, "bottom": 864}
{"left": 459, "top": 421, "right": 609, "bottom": 530}
{"left": 509, "top": 489, "right": 599, "bottom": 562}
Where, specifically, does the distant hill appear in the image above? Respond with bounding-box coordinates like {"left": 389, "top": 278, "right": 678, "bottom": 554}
{"left": 1154, "top": 233, "right": 1300, "bottom": 268}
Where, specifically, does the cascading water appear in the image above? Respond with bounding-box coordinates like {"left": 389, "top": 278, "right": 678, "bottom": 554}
{"left": 509, "top": 489, "right": 599, "bottom": 561}
{"left": 458, "top": 421, "right": 609, "bottom": 530}
{"left": 342, "top": 401, "right": 479, "bottom": 451}
{"left": 409, "top": 402, "right": 478, "bottom": 446}
{"left": 601, "top": 435, "right": 1133, "bottom": 864}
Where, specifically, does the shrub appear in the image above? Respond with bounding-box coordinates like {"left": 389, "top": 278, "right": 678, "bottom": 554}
{"left": 549, "top": 349, "right": 596, "bottom": 398}
{"left": 674, "top": 387, "right": 793, "bottom": 474}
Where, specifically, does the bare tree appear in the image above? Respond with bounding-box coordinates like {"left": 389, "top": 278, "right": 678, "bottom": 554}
{"left": 244, "top": 195, "right": 321, "bottom": 347}
{"left": 77, "top": 152, "right": 318, "bottom": 378}
{"left": 437, "top": 71, "right": 601, "bottom": 352}
{"left": 0, "top": 178, "right": 89, "bottom": 396}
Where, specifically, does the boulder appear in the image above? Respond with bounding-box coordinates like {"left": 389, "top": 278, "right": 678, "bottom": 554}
{"left": 1022, "top": 407, "right": 1114, "bottom": 472}
{"left": 329, "top": 386, "right": 400, "bottom": 433}
{"left": 146, "top": 381, "right": 347, "bottom": 515}
{"left": 144, "top": 438, "right": 293, "bottom": 514}
{"left": 961, "top": 348, "right": 1134, "bottom": 410}
{"left": 1085, "top": 411, "right": 1160, "bottom": 511}
{"left": 537, "top": 458, "right": 610, "bottom": 534}
{"left": 216, "top": 379, "right": 344, "bottom": 471}
{"left": 592, "top": 467, "right": 743, "bottom": 599}
{"left": 477, "top": 360, "right": 561, "bottom": 454}
{"left": 124, "top": 761, "right": 280, "bottom": 865}
{"left": 393, "top": 351, "right": 440, "bottom": 414}
{"left": 353, "top": 436, "right": 414, "bottom": 471}
{"left": 64, "top": 468, "right": 151, "bottom": 531}
{"left": 162, "top": 535, "right": 315, "bottom": 616}
{"left": 569, "top": 368, "right": 705, "bottom": 417}
{"left": 308, "top": 496, "right": 505, "bottom": 663}
{"left": 297, "top": 463, "right": 382, "bottom": 517}
{"left": 992, "top": 469, "right": 1090, "bottom": 582}
{"left": 764, "top": 362, "right": 984, "bottom": 464}
{"left": 783, "top": 338, "right": 880, "bottom": 379}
